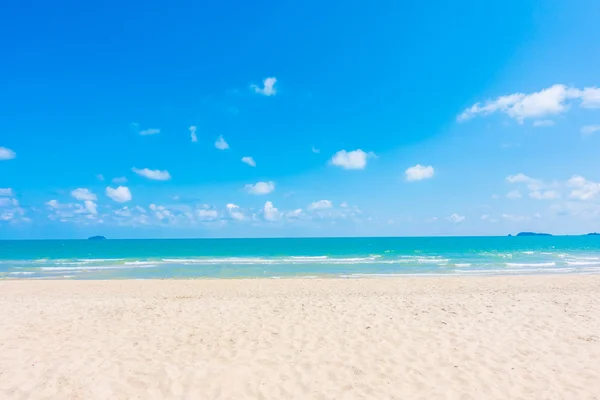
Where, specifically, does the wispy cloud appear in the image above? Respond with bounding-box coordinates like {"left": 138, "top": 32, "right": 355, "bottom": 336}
{"left": 458, "top": 84, "right": 600, "bottom": 123}
{"left": 215, "top": 135, "right": 229, "bottom": 150}
{"left": 71, "top": 188, "right": 97, "bottom": 201}
{"left": 245, "top": 181, "right": 275, "bottom": 195}
{"left": 581, "top": 125, "right": 600, "bottom": 136}
{"left": 0, "top": 147, "right": 16, "bottom": 161}
{"left": 112, "top": 176, "right": 128, "bottom": 184}
{"left": 251, "top": 77, "right": 277, "bottom": 96}
{"left": 241, "top": 156, "right": 256, "bottom": 167}
{"left": 189, "top": 125, "right": 197, "bottom": 143}
{"left": 308, "top": 200, "right": 333, "bottom": 210}
{"left": 448, "top": 213, "right": 465, "bottom": 223}
{"left": 132, "top": 167, "right": 172, "bottom": 181}
{"left": 139, "top": 128, "right": 160, "bottom": 135}
{"left": 533, "top": 119, "right": 555, "bottom": 127}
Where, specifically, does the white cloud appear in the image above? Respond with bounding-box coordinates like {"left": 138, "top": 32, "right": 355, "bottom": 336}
{"left": 149, "top": 204, "right": 173, "bottom": 221}
{"left": 84, "top": 200, "right": 97, "bottom": 214}
{"left": 71, "top": 188, "right": 97, "bottom": 201}
{"left": 241, "top": 156, "right": 256, "bottom": 167}
{"left": 197, "top": 209, "right": 218, "bottom": 220}
{"left": 529, "top": 190, "right": 560, "bottom": 200}
{"left": 215, "top": 135, "right": 229, "bottom": 150}
{"left": 458, "top": 84, "right": 600, "bottom": 123}
{"left": 287, "top": 209, "right": 303, "bottom": 218}
{"left": 245, "top": 181, "right": 275, "bottom": 195}
{"left": 581, "top": 125, "right": 600, "bottom": 136}
{"left": 251, "top": 77, "right": 277, "bottom": 96}
{"left": 533, "top": 119, "right": 555, "bottom": 127}
{"left": 139, "top": 128, "right": 160, "bottom": 135}
{"left": 106, "top": 186, "right": 132, "bottom": 203}
{"left": 0, "top": 147, "right": 16, "bottom": 161}
{"left": 263, "top": 201, "right": 280, "bottom": 221}
{"left": 112, "top": 176, "right": 128, "bottom": 184}
{"left": 312, "top": 147, "right": 320, "bottom": 154}
{"left": 506, "top": 190, "right": 522, "bottom": 199}
{"left": 330, "top": 149, "right": 373, "bottom": 170}
{"left": 567, "top": 175, "right": 600, "bottom": 201}
{"left": 189, "top": 125, "right": 198, "bottom": 143}
{"left": 226, "top": 203, "right": 245, "bottom": 220}
{"left": 506, "top": 173, "right": 544, "bottom": 190}
{"left": 308, "top": 200, "right": 333, "bottom": 210}
{"left": 571, "top": 87, "right": 600, "bottom": 108}
{"left": 405, "top": 164, "right": 434, "bottom": 182}
{"left": 0, "top": 188, "right": 13, "bottom": 197}
{"left": 449, "top": 213, "right": 465, "bottom": 223}
{"left": 132, "top": 167, "right": 171, "bottom": 181}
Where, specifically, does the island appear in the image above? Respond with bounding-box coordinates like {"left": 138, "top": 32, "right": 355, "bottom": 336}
{"left": 515, "top": 232, "right": 552, "bottom": 237}
{"left": 88, "top": 236, "right": 107, "bottom": 241}
{"left": 587, "top": 232, "right": 600, "bottom": 236}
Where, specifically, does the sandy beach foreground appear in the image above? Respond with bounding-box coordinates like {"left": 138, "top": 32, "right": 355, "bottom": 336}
{"left": 1, "top": 276, "right": 599, "bottom": 399}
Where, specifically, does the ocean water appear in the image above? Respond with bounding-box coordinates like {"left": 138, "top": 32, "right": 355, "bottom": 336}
{"left": 1, "top": 237, "right": 600, "bottom": 280}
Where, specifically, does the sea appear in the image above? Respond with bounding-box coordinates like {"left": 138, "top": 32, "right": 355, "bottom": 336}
{"left": 1, "top": 236, "right": 600, "bottom": 280}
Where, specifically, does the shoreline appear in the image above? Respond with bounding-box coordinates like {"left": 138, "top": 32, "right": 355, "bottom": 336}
{"left": 2, "top": 275, "right": 599, "bottom": 399}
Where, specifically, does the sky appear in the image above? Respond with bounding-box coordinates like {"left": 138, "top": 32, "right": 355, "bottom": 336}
{"left": 1, "top": 0, "right": 600, "bottom": 239}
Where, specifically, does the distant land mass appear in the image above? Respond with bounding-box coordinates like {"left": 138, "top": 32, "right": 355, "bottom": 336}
{"left": 88, "top": 236, "right": 106, "bottom": 241}
{"left": 587, "top": 232, "right": 600, "bottom": 236}
{"left": 515, "top": 232, "right": 553, "bottom": 237}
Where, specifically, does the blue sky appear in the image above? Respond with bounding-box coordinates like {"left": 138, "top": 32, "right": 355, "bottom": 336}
{"left": 2, "top": 0, "right": 600, "bottom": 239}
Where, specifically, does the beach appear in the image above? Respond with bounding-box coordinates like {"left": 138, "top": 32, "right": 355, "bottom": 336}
{"left": 1, "top": 276, "right": 599, "bottom": 399}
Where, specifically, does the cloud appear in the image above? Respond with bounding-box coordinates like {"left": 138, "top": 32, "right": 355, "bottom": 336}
{"left": 286, "top": 209, "right": 303, "bottom": 218}
{"left": 241, "top": 156, "right": 256, "bottom": 167}
{"left": 0, "top": 189, "right": 28, "bottom": 223}
{"left": 245, "top": 181, "right": 275, "bottom": 195}
{"left": 71, "top": 188, "right": 97, "bottom": 201}
{"left": 84, "top": 200, "right": 97, "bottom": 214}
{"left": 96, "top": 174, "right": 105, "bottom": 181}
{"left": 132, "top": 167, "right": 172, "bottom": 181}
{"left": 312, "top": 147, "right": 320, "bottom": 154}
{"left": 567, "top": 175, "right": 600, "bottom": 201}
{"left": 405, "top": 164, "right": 434, "bottom": 182}
{"left": 189, "top": 126, "right": 197, "bottom": 143}
{"left": 529, "top": 190, "right": 560, "bottom": 200}
{"left": 215, "top": 135, "right": 229, "bottom": 150}
{"left": 458, "top": 84, "right": 600, "bottom": 123}
{"left": 251, "top": 77, "right": 277, "bottom": 96}
{"left": 0, "top": 147, "right": 16, "bottom": 161}
{"left": 226, "top": 203, "right": 245, "bottom": 220}
{"left": 263, "top": 201, "right": 280, "bottom": 221}
{"left": 506, "top": 173, "right": 544, "bottom": 190}
{"left": 581, "top": 125, "right": 600, "bottom": 136}
{"left": 308, "top": 200, "right": 333, "bottom": 210}
{"left": 448, "top": 213, "right": 465, "bottom": 223}
{"left": 112, "top": 176, "right": 128, "bottom": 184}
{"left": 197, "top": 208, "right": 218, "bottom": 220}
{"left": 506, "top": 190, "right": 522, "bottom": 199}
{"left": 106, "top": 186, "right": 132, "bottom": 203}
{"left": 533, "top": 120, "right": 555, "bottom": 127}
{"left": 149, "top": 204, "right": 173, "bottom": 221}
{"left": 330, "top": 149, "right": 374, "bottom": 170}
{"left": 139, "top": 128, "right": 160, "bottom": 135}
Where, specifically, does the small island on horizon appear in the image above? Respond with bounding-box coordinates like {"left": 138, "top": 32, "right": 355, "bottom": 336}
{"left": 514, "top": 232, "right": 553, "bottom": 237}
{"left": 88, "top": 236, "right": 107, "bottom": 241}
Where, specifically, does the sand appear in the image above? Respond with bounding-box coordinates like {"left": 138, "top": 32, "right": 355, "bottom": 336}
{"left": 1, "top": 276, "right": 599, "bottom": 400}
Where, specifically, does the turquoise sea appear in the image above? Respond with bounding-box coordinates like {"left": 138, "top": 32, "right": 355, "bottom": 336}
{"left": 1, "top": 237, "right": 600, "bottom": 279}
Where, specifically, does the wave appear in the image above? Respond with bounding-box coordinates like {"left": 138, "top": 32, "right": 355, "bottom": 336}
{"left": 39, "top": 264, "right": 158, "bottom": 271}
{"left": 506, "top": 262, "right": 556, "bottom": 267}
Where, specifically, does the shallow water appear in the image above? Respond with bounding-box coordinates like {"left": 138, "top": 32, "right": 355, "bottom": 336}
{"left": 1, "top": 236, "right": 600, "bottom": 279}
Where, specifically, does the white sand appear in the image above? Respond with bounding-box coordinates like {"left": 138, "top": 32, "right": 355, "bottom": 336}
{"left": 1, "top": 276, "right": 599, "bottom": 399}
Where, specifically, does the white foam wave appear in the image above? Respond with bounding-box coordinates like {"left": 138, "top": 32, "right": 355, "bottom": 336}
{"left": 39, "top": 264, "right": 157, "bottom": 271}
{"left": 8, "top": 271, "right": 35, "bottom": 275}
{"left": 566, "top": 261, "right": 600, "bottom": 266}
{"left": 505, "top": 262, "right": 556, "bottom": 267}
